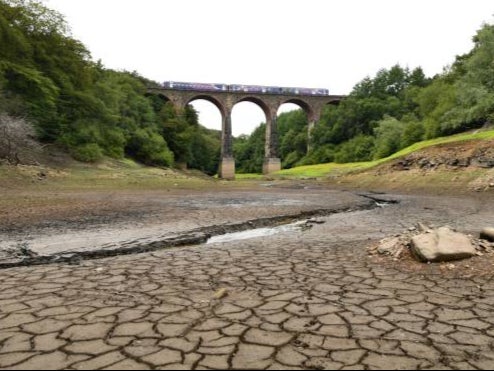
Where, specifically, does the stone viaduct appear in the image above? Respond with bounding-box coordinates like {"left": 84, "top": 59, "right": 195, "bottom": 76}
{"left": 147, "top": 85, "right": 345, "bottom": 179}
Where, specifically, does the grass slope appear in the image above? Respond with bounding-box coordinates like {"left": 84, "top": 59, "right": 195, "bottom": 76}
{"left": 276, "top": 129, "right": 494, "bottom": 178}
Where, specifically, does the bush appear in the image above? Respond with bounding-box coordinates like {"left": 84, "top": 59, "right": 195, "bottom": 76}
{"left": 298, "top": 144, "right": 336, "bottom": 166}
{"left": 126, "top": 128, "right": 174, "bottom": 167}
{"left": 282, "top": 151, "right": 301, "bottom": 169}
{"left": 334, "top": 135, "right": 375, "bottom": 163}
{"left": 102, "top": 128, "right": 126, "bottom": 159}
{"left": 401, "top": 121, "right": 425, "bottom": 148}
{"left": 373, "top": 116, "right": 405, "bottom": 159}
{"left": 71, "top": 143, "right": 103, "bottom": 162}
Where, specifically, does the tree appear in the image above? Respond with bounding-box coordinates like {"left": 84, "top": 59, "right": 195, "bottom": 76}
{"left": 126, "top": 128, "right": 174, "bottom": 166}
{"left": 0, "top": 114, "right": 40, "bottom": 165}
{"left": 413, "top": 78, "right": 457, "bottom": 138}
{"left": 440, "top": 24, "right": 494, "bottom": 131}
{"left": 400, "top": 120, "right": 425, "bottom": 148}
{"left": 234, "top": 124, "right": 266, "bottom": 173}
{"left": 373, "top": 116, "right": 405, "bottom": 159}
{"left": 334, "top": 135, "right": 375, "bottom": 163}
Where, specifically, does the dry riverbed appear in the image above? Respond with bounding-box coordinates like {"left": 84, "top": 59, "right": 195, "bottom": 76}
{"left": 1, "top": 181, "right": 494, "bottom": 369}
{"left": 0, "top": 181, "right": 493, "bottom": 272}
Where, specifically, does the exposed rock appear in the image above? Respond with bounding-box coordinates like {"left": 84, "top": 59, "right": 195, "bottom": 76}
{"left": 472, "top": 157, "right": 494, "bottom": 168}
{"left": 371, "top": 234, "right": 411, "bottom": 260}
{"left": 480, "top": 228, "right": 494, "bottom": 242}
{"left": 411, "top": 227, "right": 476, "bottom": 262}
{"left": 377, "top": 237, "right": 400, "bottom": 255}
{"left": 390, "top": 141, "right": 494, "bottom": 173}
{"left": 370, "top": 223, "right": 493, "bottom": 265}
{"left": 417, "top": 222, "right": 432, "bottom": 233}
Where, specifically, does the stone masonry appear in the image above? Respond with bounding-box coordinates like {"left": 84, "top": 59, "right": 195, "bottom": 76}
{"left": 147, "top": 87, "right": 344, "bottom": 179}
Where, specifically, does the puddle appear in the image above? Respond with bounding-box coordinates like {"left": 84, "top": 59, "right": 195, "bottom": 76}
{"left": 207, "top": 220, "right": 311, "bottom": 244}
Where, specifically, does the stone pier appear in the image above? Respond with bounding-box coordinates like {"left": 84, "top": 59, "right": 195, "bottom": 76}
{"left": 147, "top": 85, "right": 344, "bottom": 178}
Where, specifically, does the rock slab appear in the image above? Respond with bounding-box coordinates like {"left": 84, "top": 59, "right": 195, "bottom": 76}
{"left": 411, "top": 227, "right": 476, "bottom": 262}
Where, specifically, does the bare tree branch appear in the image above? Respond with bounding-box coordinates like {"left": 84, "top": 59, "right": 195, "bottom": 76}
{"left": 0, "top": 114, "right": 41, "bottom": 165}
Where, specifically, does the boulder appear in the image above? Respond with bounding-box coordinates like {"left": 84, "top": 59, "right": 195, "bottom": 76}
{"left": 480, "top": 228, "right": 494, "bottom": 242}
{"left": 411, "top": 227, "right": 476, "bottom": 262}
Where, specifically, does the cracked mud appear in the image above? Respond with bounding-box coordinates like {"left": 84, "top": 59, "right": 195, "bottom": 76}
{"left": 1, "top": 187, "right": 494, "bottom": 370}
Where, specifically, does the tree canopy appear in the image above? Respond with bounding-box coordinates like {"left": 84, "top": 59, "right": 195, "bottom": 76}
{"left": 0, "top": 0, "right": 220, "bottom": 171}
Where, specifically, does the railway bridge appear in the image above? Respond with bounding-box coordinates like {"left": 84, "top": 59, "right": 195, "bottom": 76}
{"left": 147, "top": 83, "right": 345, "bottom": 179}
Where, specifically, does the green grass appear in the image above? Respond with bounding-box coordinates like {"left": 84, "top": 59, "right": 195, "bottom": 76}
{"left": 384, "top": 129, "right": 494, "bottom": 160}
{"left": 276, "top": 129, "right": 494, "bottom": 178}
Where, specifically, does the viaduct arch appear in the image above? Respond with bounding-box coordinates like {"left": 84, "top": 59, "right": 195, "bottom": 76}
{"left": 147, "top": 85, "right": 345, "bottom": 179}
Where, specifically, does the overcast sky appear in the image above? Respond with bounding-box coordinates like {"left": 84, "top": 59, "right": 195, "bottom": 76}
{"left": 45, "top": 0, "right": 493, "bottom": 136}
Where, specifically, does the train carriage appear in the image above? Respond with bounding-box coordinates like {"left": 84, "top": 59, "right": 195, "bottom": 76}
{"left": 163, "top": 81, "right": 227, "bottom": 92}
{"left": 163, "top": 81, "right": 328, "bottom": 96}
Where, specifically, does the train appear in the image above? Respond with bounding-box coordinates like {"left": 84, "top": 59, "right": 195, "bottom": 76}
{"left": 162, "top": 81, "right": 329, "bottom": 96}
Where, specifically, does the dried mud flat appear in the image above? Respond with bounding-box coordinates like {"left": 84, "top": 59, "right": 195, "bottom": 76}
{"left": 1, "top": 183, "right": 494, "bottom": 370}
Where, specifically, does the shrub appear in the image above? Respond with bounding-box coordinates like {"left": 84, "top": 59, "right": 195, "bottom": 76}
{"left": 373, "top": 116, "right": 405, "bottom": 159}
{"left": 334, "top": 135, "right": 375, "bottom": 163}
{"left": 126, "top": 128, "right": 174, "bottom": 167}
{"left": 71, "top": 143, "right": 103, "bottom": 162}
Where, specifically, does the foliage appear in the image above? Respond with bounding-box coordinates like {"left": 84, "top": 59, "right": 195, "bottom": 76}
{"left": 276, "top": 129, "right": 494, "bottom": 178}
{"left": 400, "top": 120, "right": 425, "bottom": 148}
{"left": 71, "top": 143, "right": 103, "bottom": 163}
{"left": 158, "top": 103, "right": 221, "bottom": 174}
{"left": 278, "top": 110, "right": 308, "bottom": 168}
{"left": 188, "top": 126, "right": 221, "bottom": 175}
{"left": 0, "top": 0, "right": 220, "bottom": 172}
{"left": 126, "top": 128, "right": 174, "bottom": 166}
{"left": 372, "top": 116, "right": 406, "bottom": 159}
{"left": 234, "top": 124, "right": 266, "bottom": 173}
{"left": 334, "top": 134, "right": 375, "bottom": 163}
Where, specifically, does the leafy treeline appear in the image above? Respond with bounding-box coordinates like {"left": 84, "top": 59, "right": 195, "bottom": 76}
{"left": 0, "top": 0, "right": 220, "bottom": 174}
{"left": 235, "top": 22, "right": 494, "bottom": 172}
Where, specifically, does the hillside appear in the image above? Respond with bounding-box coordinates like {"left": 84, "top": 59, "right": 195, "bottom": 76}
{"left": 275, "top": 129, "right": 494, "bottom": 194}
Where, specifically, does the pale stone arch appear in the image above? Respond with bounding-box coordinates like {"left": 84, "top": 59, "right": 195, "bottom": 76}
{"left": 146, "top": 85, "right": 346, "bottom": 178}
{"left": 233, "top": 96, "right": 272, "bottom": 121}
{"left": 278, "top": 98, "right": 314, "bottom": 120}
{"left": 186, "top": 94, "right": 227, "bottom": 118}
